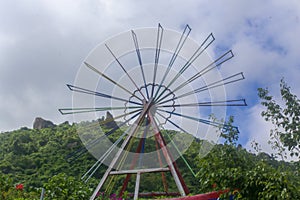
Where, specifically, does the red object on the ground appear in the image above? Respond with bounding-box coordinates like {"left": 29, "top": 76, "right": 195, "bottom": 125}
{"left": 16, "top": 183, "right": 24, "bottom": 190}
{"left": 212, "top": 183, "right": 217, "bottom": 188}
{"left": 164, "top": 189, "right": 230, "bottom": 200}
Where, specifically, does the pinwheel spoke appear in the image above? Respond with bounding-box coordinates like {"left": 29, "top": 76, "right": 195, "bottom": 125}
{"left": 66, "top": 84, "right": 142, "bottom": 106}
{"left": 84, "top": 62, "right": 143, "bottom": 102}
{"left": 59, "top": 106, "right": 142, "bottom": 115}
{"left": 105, "top": 44, "right": 147, "bottom": 100}
{"left": 158, "top": 99, "right": 247, "bottom": 108}
{"left": 151, "top": 23, "right": 164, "bottom": 98}
{"left": 153, "top": 25, "right": 191, "bottom": 100}
{"left": 157, "top": 72, "right": 245, "bottom": 105}
{"left": 131, "top": 30, "right": 149, "bottom": 100}
{"left": 157, "top": 109, "right": 239, "bottom": 132}
{"left": 154, "top": 33, "right": 215, "bottom": 102}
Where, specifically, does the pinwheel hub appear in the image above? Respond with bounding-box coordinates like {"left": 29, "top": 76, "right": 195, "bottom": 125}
{"left": 146, "top": 98, "right": 157, "bottom": 116}
{"left": 125, "top": 83, "right": 176, "bottom": 125}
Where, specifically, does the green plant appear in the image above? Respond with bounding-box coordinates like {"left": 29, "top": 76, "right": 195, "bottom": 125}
{"left": 43, "top": 173, "right": 93, "bottom": 200}
{"left": 258, "top": 79, "right": 300, "bottom": 159}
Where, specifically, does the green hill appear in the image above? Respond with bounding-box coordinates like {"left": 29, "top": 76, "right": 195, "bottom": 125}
{"left": 0, "top": 120, "right": 299, "bottom": 199}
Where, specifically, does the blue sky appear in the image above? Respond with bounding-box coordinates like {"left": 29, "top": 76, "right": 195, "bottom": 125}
{"left": 0, "top": 0, "right": 300, "bottom": 158}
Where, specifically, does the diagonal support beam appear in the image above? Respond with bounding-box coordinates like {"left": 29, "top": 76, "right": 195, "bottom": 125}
{"left": 148, "top": 112, "right": 189, "bottom": 196}
{"left": 89, "top": 100, "right": 153, "bottom": 200}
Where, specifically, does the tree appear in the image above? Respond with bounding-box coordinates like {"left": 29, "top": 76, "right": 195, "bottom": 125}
{"left": 1, "top": 115, "right": 299, "bottom": 199}
{"left": 0, "top": 173, "right": 39, "bottom": 200}
{"left": 43, "top": 173, "right": 93, "bottom": 200}
{"left": 258, "top": 79, "right": 300, "bottom": 159}
{"left": 196, "top": 144, "right": 299, "bottom": 199}
{"left": 196, "top": 114, "right": 300, "bottom": 199}
{"left": 209, "top": 114, "right": 240, "bottom": 146}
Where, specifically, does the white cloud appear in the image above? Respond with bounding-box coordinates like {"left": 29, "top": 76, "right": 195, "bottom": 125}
{"left": 0, "top": 0, "right": 299, "bottom": 160}
{"left": 243, "top": 104, "right": 274, "bottom": 153}
{"left": 243, "top": 103, "right": 299, "bottom": 161}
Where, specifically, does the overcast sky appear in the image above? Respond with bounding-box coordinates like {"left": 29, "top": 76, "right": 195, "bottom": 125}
{"left": 1, "top": 0, "right": 300, "bottom": 157}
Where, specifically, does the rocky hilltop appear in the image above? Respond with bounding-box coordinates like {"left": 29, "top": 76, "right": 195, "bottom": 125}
{"left": 33, "top": 117, "right": 55, "bottom": 129}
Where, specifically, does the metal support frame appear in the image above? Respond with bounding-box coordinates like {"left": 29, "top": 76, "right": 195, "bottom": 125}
{"left": 110, "top": 167, "right": 169, "bottom": 175}
{"left": 134, "top": 172, "right": 141, "bottom": 200}
{"left": 59, "top": 23, "right": 247, "bottom": 200}
{"left": 89, "top": 101, "right": 152, "bottom": 200}
{"left": 89, "top": 100, "right": 189, "bottom": 200}
{"left": 148, "top": 112, "right": 188, "bottom": 196}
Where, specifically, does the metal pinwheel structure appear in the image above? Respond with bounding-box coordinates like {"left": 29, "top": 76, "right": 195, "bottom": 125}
{"left": 59, "top": 24, "right": 246, "bottom": 200}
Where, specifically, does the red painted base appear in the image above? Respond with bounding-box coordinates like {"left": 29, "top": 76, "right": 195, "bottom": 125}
{"left": 163, "top": 189, "right": 231, "bottom": 200}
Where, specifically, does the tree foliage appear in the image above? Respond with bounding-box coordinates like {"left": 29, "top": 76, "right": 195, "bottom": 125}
{"left": 197, "top": 143, "right": 299, "bottom": 199}
{"left": 258, "top": 79, "right": 300, "bottom": 159}
{"left": 0, "top": 117, "right": 299, "bottom": 199}
{"left": 43, "top": 173, "right": 93, "bottom": 200}
{"left": 196, "top": 115, "right": 299, "bottom": 199}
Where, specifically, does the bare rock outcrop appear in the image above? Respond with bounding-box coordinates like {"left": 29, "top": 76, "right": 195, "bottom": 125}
{"left": 33, "top": 117, "right": 55, "bottom": 129}
{"left": 103, "top": 111, "right": 118, "bottom": 129}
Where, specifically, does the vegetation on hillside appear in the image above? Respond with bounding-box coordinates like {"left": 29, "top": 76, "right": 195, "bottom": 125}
{"left": 1, "top": 120, "right": 298, "bottom": 199}
{"left": 0, "top": 80, "right": 299, "bottom": 199}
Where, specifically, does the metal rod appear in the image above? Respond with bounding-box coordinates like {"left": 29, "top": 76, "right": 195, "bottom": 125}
{"left": 154, "top": 33, "right": 215, "bottom": 102}
{"left": 154, "top": 130, "right": 168, "bottom": 192}
{"left": 128, "top": 192, "right": 180, "bottom": 197}
{"left": 154, "top": 116, "right": 197, "bottom": 177}
{"left": 66, "top": 110, "right": 141, "bottom": 163}
{"left": 134, "top": 172, "right": 141, "bottom": 200}
{"left": 138, "top": 118, "right": 149, "bottom": 167}
{"left": 118, "top": 118, "right": 150, "bottom": 197}
{"left": 40, "top": 188, "right": 45, "bottom": 200}
{"left": 171, "top": 50, "right": 235, "bottom": 94}
{"left": 153, "top": 25, "right": 191, "bottom": 100}
{"left": 59, "top": 105, "right": 141, "bottom": 115}
{"left": 148, "top": 112, "right": 187, "bottom": 196}
{"left": 174, "top": 72, "right": 245, "bottom": 101}
{"left": 67, "top": 84, "right": 142, "bottom": 106}
{"left": 90, "top": 100, "right": 154, "bottom": 200}
{"left": 157, "top": 72, "right": 245, "bottom": 106}
{"left": 157, "top": 109, "right": 239, "bottom": 132}
{"left": 156, "top": 50, "right": 234, "bottom": 104}
{"left": 110, "top": 167, "right": 170, "bottom": 175}
{"left": 158, "top": 113, "right": 196, "bottom": 177}
{"left": 131, "top": 30, "right": 149, "bottom": 100}
{"left": 158, "top": 99, "right": 247, "bottom": 108}
{"left": 151, "top": 23, "right": 164, "bottom": 98}
{"left": 84, "top": 62, "right": 143, "bottom": 102}
{"left": 82, "top": 129, "right": 129, "bottom": 182}
{"left": 105, "top": 43, "right": 147, "bottom": 100}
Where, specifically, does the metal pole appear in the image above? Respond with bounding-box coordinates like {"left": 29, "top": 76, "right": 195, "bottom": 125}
{"left": 90, "top": 100, "right": 152, "bottom": 200}
{"left": 40, "top": 188, "right": 45, "bottom": 200}
{"left": 133, "top": 172, "right": 141, "bottom": 200}
{"left": 148, "top": 112, "right": 187, "bottom": 197}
